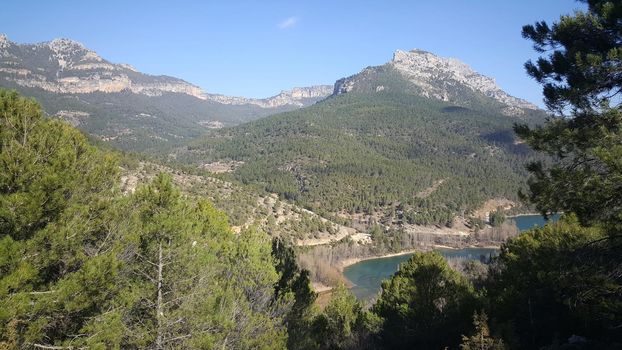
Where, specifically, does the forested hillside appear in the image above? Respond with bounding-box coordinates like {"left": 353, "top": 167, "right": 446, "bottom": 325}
{"left": 119, "top": 161, "right": 354, "bottom": 244}
{"left": 0, "top": 89, "right": 307, "bottom": 348}
{"left": 181, "top": 70, "right": 547, "bottom": 226}
{"left": 2, "top": 1, "right": 621, "bottom": 349}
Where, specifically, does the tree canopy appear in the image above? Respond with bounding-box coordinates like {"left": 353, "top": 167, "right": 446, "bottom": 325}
{"left": 522, "top": 0, "right": 622, "bottom": 113}
{"left": 517, "top": 0, "right": 622, "bottom": 232}
{"left": 373, "top": 252, "right": 479, "bottom": 349}
{"left": 0, "top": 89, "right": 296, "bottom": 349}
{"left": 504, "top": 1, "right": 622, "bottom": 347}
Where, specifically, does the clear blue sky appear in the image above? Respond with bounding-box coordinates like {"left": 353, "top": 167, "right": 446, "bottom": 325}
{"left": 2, "top": 1, "right": 585, "bottom": 106}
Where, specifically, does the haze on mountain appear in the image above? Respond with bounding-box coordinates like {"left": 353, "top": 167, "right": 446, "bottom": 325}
{"left": 0, "top": 34, "right": 332, "bottom": 151}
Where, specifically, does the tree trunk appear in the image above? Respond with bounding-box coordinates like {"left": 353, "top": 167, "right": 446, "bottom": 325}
{"left": 156, "top": 241, "right": 164, "bottom": 350}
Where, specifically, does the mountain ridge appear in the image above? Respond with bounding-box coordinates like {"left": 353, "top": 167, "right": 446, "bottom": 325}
{"left": 178, "top": 56, "right": 548, "bottom": 229}
{"left": 334, "top": 49, "right": 539, "bottom": 116}
{"left": 171, "top": 34, "right": 549, "bottom": 232}
{"left": 0, "top": 34, "right": 332, "bottom": 108}
{"left": 0, "top": 34, "right": 333, "bottom": 151}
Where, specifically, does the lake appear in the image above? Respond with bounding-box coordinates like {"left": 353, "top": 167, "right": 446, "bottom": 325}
{"left": 343, "top": 247, "right": 497, "bottom": 300}
{"left": 509, "top": 213, "right": 560, "bottom": 231}
{"left": 343, "top": 214, "right": 558, "bottom": 300}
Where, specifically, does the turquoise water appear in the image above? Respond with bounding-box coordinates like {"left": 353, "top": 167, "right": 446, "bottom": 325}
{"left": 343, "top": 214, "right": 559, "bottom": 300}
{"left": 343, "top": 248, "right": 497, "bottom": 300}
{"left": 509, "top": 213, "right": 560, "bottom": 232}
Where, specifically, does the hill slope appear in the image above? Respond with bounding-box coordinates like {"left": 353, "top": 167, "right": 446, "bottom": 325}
{"left": 179, "top": 50, "right": 547, "bottom": 227}
{"left": 0, "top": 34, "right": 331, "bottom": 151}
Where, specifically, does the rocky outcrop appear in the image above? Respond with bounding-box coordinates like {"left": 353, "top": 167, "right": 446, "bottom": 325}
{"left": 0, "top": 35, "right": 210, "bottom": 99}
{"left": 53, "top": 110, "right": 90, "bottom": 127}
{"left": 334, "top": 49, "right": 538, "bottom": 114}
{"left": 0, "top": 34, "right": 10, "bottom": 50}
{"left": 208, "top": 85, "right": 333, "bottom": 108}
{"left": 0, "top": 34, "right": 331, "bottom": 108}
{"left": 390, "top": 49, "right": 537, "bottom": 110}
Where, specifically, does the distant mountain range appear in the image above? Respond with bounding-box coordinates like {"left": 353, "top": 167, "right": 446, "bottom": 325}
{"left": 0, "top": 32, "right": 549, "bottom": 229}
{"left": 0, "top": 34, "right": 544, "bottom": 168}
{"left": 0, "top": 34, "right": 332, "bottom": 151}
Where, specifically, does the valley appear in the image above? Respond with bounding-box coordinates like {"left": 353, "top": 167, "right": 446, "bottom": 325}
{"left": 116, "top": 156, "right": 522, "bottom": 296}
{"left": 3, "top": 1, "right": 620, "bottom": 346}
{"left": 1, "top": 36, "right": 547, "bottom": 294}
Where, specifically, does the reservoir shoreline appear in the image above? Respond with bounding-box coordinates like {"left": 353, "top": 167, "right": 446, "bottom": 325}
{"left": 342, "top": 246, "right": 500, "bottom": 300}
{"left": 334, "top": 214, "right": 558, "bottom": 300}
{"left": 335, "top": 212, "right": 552, "bottom": 274}
{"left": 336, "top": 243, "right": 500, "bottom": 272}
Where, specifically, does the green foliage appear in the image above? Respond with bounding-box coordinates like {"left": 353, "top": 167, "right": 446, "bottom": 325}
{"left": 522, "top": 0, "right": 622, "bottom": 113}
{"left": 489, "top": 208, "right": 506, "bottom": 227}
{"left": 487, "top": 215, "right": 621, "bottom": 348}
{"left": 0, "top": 89, "right": 121, "bottom": 348}
{"left": 0, "top": 89, "right": 118, "bottom": 240}
{"left": 490, "top": 4, "right": 622, "bottom": 348}
{"left": 518, "top": 1, "right": 622, "bottom": 231}
{"left": 372, "top": 251, "right": 480, "bottom": 349}
{"left": 310, "top": 284, "right": 379, "bottom": 350}
{"left": 0, "top": 90, "right": 290, "bottom": 349}
{"left": 271, "top": 238, "right": 317, "bottom": 350}
{"left": 516, "top": 108, "right": 622, "bottom": 231}
{"left": 312, "top": 284, "right": 362, "bottom": 349}
{"left": 183, "top": 83, "right": 545, "bottom": 227}
{"left": 460, "top": 312, "right": 506, "bottom": 350}
{"left": 108, "top": 176, "right": 287, "bottom": 349}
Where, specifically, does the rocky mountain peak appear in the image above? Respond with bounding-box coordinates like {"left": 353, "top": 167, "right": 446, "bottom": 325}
{"left": 266, "top": 85, "right": 333, "bottom": 106}
{"left": 48, "top": 38, "right": 87, "bottom": 52}
{"left": 333, "top": 49, "right": 539, "bottom": 116}
{"left": 0, "top": 36, "right": 331, "bottom": 109}
{"left": 45, "top": 37, "right": 103, "bottom": 66}
{"left": 281, "top": 85, "right": 333, "bottom": 99}
{"left": 206, "top": 85, "right": 332, "bottom": 108}
{"left": 391, "top": 49, "right": 495, "bottom": 87}
{"left": 389, "top": 49, "right": 538, "bottom": 111}
{"left": 0, "top": 34, "right": 10, "bottom": 49}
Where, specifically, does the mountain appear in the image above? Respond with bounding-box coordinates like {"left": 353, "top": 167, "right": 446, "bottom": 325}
{"left": 0, "top": 34, "right": 331, "bottom": 151}
{"left": 179, "top": 49, "right": 547, "bottom": 229}
{"left": 207, "top": 86, "right": 333, "bottom": 108}
{"left": 334, "top": 49, "right": 538, "bottom": 115}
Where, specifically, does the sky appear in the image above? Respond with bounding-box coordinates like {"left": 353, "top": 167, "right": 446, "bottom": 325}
{"left": 2, "top": 1, "right": 585, "bottom": 106}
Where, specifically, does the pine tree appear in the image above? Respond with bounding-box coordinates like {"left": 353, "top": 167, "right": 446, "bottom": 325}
{"left": 508, "top": 4, "right": 622, "bottom": 345}
{"left": 517, "top": 0, "right": 622, "bottom": 231}
{"left": 522, "top": 0, "right": 622, "bottom": 113}
{"left": 372, "top": 252, "right": 479, "bottom": 349}
{"left": 0, "top": 90, "right": 290, "bottom": 349}
{"left": 312, "top": 283, "right": 365, "bottom": 350}
{"left": 460, "top": 312, "right": 505, "bottom": 350}
{"left": 0, "top": 89, "right": 121, "bottom": 348}
{"left": 111, "top": 175, "right": 288, "bottom": 349}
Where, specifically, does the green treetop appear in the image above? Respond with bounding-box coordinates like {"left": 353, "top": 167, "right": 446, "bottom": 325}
{"left": 517, "top": 0, "right": 622, "bottom": 231}
{"left": 523, "top": 0, "right": 622, "bottom": 113}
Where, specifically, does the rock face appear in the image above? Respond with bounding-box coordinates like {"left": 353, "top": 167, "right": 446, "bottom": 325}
{"left": 334, "top": 49, "right": 538, "bottom": 114}
{"left": 0, "top": 34, "right": 332, "bottom": 151}
{"left": 0, "top": 34, "right": 331, "bottom": 108}
{"left": 1, "top": 36, "right": 208, "bottom": 99}
{"left": 207, "top": 85, "right": 333, "bottom": 108}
